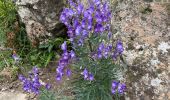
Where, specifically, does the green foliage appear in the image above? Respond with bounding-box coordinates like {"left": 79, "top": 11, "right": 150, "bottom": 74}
{"left": 39, "top": 87, "right": 74, "bottom": 100}
{"left": 21, "top": 38, "right": 64, "bottom": 67}
{"left": 0, "top": 0, "right": 17, "bottom": 45}
{"left": 0, "top": 50, "right": 13, "bottom": 70}
{"left": 0, "top": 50, "right": 20, "bottom": 80}
{"left": 39, "top": 89, "right": 56, "bottom": 100}
{"left": 71, "top": 33, "right": 119, "bottom": 100}
{"left": 54, "top": 81, "right": 74, "bottom": 100}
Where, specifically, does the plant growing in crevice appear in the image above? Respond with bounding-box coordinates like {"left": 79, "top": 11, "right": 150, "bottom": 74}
{"left": 18, "top": 0, "right": 127, "bottom": 100}
{"left": 57, "top": 0, "right": 126, "bottom": 99}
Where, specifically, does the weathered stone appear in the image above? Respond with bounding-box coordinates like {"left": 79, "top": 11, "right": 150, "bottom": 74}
{"left": 112, "top": 0, "right": 170, "bottom": 99}
{"left": 0, "top": 91, "right": 27, "bottom": 100}
{"left": 15, "top": 0, "right": 66, "bottom": 46}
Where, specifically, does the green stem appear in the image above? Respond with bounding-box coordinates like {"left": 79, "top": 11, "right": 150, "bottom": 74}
{"left": 88, "top": 39, "right": 93, "bottom": 52}
{"left": 41, "top": 89, "right": 50, "bottom": 99}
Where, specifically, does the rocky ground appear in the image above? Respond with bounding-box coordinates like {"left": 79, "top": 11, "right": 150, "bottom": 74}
{"left": 0, "top": 67, "right": 73, "bottom": 100}
{"left": 111, "top": 0, "right": 170, "bottom": 99}
{"left": 0, "top": 0, "right": 170, "bottom": 100}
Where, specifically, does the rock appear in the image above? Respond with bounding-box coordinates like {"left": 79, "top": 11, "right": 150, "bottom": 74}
{"left": 111, "top": 0, "right": 170, "bottom": 99}
{"left": 15, "top": 0, "right": 67, "bottom": 47}
{"left": 0, "top": 91, "right": 27, "bottom": 100}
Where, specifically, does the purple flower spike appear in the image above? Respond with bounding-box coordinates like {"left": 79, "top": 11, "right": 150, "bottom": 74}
{"left": 61, "top": 41, "right": 67, "bottom": 51}
{"left": 82, "top": 68, "right": 88, "bottom": 79}
{"left": 116, "top": 40, "right": 124, "bottom": 54}
{"left": 88, "top": 73, "right": 94, "bottom": 81}
{"left": 19, "top": 67, "right": 51, "bottom": 95}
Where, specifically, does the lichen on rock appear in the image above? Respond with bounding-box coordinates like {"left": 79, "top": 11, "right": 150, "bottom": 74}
{"left": 111, "top": 0, "right": 170, "bottom": 99}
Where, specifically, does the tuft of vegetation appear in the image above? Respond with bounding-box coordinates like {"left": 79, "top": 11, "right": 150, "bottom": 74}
{"left": 0, "top": 0, "right": 17, "bottom": 46}
{"left": 0, "top": 0, "right": 66, "bottom": 74}
{"left": 140, "top": 6, "right": 152, "bottom": 14}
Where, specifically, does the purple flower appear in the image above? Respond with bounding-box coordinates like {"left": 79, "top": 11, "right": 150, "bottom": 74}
{"left": 78, "top": 38, "right": 84, "bottom": 46}
{"left": 73, "top": 18, "right": 79, "bottom": 28}
{"left": 68, "top": 0, "right": 76, "bottom": 8}
{"left": 112, "top": 40, "right": 124, "bottom": 60}
{"left": 93, "top": 0, "right": 101, "bottom": 5}
{"left": 32, "top": 66, "right": 39, "bottom": 74}
{"left": 77, "top": 4, "right": 84, "bottom": 14}
{"left": 12, "top": 54, "right": 20, "bottom": 61}
{"left": 94, "top": 23, "right": 104, "bottom": 33}
{"left": 98, "top": 43, "right": 104, "bottom": 51}
{"left": 62, "top": 52, "right": 69, "bottom": 60}
{"left": 56, "top": 74, "right": 62, "bottom": 81}
{"left": 67, "top": 9, "right": 74, "bottom": 17}
{"left": 108, "top": 31, "right": 112, "bottom": 39}
{"left": 87, "top": 19, "right": 92, "bottom": 30}
{"left": 82, "top": 30, "right": 88, "bottom": 37}
{"left": 19, "top": 67, "right": 50, "bottom": 95}
{"left": 70, "top": 50, "right": 76, "bottom": 58}
{"left": 116, "top": 40, "right": 124, "bottom": 54}
{"left": 112, "top": 81, "right": 119, "bottom": 89}
{"left": 45, "top": 84, "right": 51, "bottom": 90}
{"left": 88, "top": 73, "right": 94, "bottom": 81}
{"left": 95, "top": 15, "right": 102, "bottom": 24}
{"left": 75, "top": 26, "right": 82, "bottom": 36}
{"left": 97, "top": 51, "right": 102, "bottom": 59}
{"left": 66, "top": 69, "right": 72, "bottom": 77}
{"left": 56, "top": 67, "right": 64, "bottom": 74}
{"left": 61, "top": 41, "right": 67, "bottom": 51}
{"left": 118, "top": 83, "right": 126, "bottom": 94}
{"left": 82, "top": 68, "right": 88, "bottom": 79}
{"left": 111, "top": 89, "right": 116, "bottom": 94}
{"left": 111, "top": 81, "right": 126, "bottom": 95}
{"left": 60, "top": 13, "right": 67, "bottom": 22}
{"left": 81, "top": 19, "right": 86, "bottom": 28}
{"left": 19, "top": 74, "right": 26, "bottom": 82}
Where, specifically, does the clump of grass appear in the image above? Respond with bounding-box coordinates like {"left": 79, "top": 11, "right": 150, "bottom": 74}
{"left": 0, "top": 0, "right": 17, "bottom": 46}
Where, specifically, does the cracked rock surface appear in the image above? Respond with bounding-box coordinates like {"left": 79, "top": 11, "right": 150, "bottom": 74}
{"left": 15, "top": 0, "right": 66, "bottom": 46}
{"left": 111, "top": 0, "right": 170, "bottom": 99}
